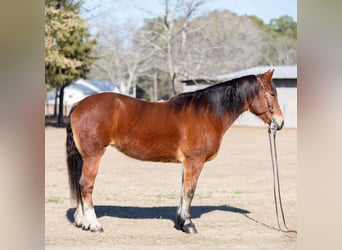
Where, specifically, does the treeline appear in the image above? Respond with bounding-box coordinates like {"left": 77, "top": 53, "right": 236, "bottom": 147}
{"left": 89, "top": 9, "right": 296, "bottom": 100}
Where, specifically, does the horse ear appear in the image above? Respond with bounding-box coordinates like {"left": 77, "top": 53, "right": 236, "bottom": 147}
{"left": 263, "top": 69, "right": 274, "bottom": 82}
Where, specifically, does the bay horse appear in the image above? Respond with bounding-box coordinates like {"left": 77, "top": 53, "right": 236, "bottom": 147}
{"left": 66, "top": 70, "right": 284, "bottom": 234}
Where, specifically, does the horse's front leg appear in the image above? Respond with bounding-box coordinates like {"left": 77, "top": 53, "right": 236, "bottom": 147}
{"left": 176, "top": 159, "right": 204, "bottom": 234}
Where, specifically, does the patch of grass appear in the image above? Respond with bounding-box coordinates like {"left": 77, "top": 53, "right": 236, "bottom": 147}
{"left": 155, "top": 192, "right": 178, "bottom": 202}
{"left": 45, "top": 195, "right": 63, "bottom": 204}
{"left": 196, "top": 191, "right": 213, "bottom": 200}
{"left": 105, "top": 194, "right": 118, "bottom": 201}
{"left": 232, "top": 190, "right": 254, "bottom": 195}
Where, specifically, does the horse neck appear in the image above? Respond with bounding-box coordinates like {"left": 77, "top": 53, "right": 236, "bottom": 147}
{"left": 221, "top": 104, "right": 249, "bottom": 132}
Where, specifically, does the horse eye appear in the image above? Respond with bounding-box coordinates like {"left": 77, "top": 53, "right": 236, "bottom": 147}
{"left": 270, "top": 92, "right": 275, "bottom": 97}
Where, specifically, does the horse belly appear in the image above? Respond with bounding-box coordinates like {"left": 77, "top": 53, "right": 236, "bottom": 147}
{"left": 111, "top": 123, "right": 181, "bottom": 163}
{"left": 112, "top": 139, "right": 180, "bottom": 163}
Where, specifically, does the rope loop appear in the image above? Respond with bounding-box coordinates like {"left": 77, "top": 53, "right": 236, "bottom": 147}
{"left": 268, "top": 126, "right": 297, "bottom": 233}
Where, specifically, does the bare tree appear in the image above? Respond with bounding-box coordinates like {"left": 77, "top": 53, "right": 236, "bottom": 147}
{"left": 138, "top": 0, "right": 209, "bottom": 94}
{"left": 140, "top": 2, "right": 267, "bottom": 94}
{"left": 261, "top": 35, "right": 296, "bottom": 65}
{"left": 182, "top": 10, "right": 265, "bottom": 77}
{"left": 89, "top": 22, "right": 152, "bottom": 96}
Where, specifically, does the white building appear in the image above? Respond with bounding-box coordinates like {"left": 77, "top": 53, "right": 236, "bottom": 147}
{"left": 46, "top": 79, "right": 120, "bottom": 106}
{"left": 45, "top": 79, "right": 121, "bottom": 116}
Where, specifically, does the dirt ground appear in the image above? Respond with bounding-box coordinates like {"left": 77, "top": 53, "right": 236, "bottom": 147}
{"left": 45, "top": 125, "right": 297, "bottom": 249}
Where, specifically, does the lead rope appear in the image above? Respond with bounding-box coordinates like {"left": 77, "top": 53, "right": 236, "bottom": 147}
{"left": 268, "top": 127, "right": 297, "bottom": 233}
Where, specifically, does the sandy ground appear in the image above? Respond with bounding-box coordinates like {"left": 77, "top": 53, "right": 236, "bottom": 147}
{"left": 45, "top": 125, "right": 297, "bottom": 249}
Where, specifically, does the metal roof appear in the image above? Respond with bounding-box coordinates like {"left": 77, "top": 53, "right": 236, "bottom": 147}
{"left": 70, "top": 79, "right": 118, "bottom": 93}
{"left": 217, "top": 65, "right": 297, "bottom": 81}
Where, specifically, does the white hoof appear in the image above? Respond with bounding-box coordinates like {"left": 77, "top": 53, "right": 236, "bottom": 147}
{"left": 79, "top": 207, "right": 103, "bottom": 233}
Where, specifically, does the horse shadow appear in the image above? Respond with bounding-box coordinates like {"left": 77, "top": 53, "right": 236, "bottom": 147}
{"left": 66, "top": 205, "right": 249, "bottom": 225}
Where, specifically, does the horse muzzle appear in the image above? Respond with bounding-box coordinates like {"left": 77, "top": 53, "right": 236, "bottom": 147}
{"left": 271, "top": 116, "right": 284, "bottom": 131}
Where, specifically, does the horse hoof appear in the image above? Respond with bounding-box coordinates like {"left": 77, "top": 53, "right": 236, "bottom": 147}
{"left": 183, "top": 222, "right": 198, "bottom": 234}
{"left": 91, "top": 226, "right": 104, "bottom": 233}
{"left": 175, "top": 223, "right": 184, "bottom": 231}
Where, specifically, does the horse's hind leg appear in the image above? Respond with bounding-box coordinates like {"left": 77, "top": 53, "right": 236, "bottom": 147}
{"left": 74, "top": 201, "right": 83, "bottom": 228}
{"left": 176, "top": 159, "right": 204, "bottom": 234}
{"left": 79, "top": 151, "right": 105, "bottom": 232}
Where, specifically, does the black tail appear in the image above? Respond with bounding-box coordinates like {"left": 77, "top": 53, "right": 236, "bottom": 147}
{"left": 66, "top": 104, "right": 82, "bottom": 204}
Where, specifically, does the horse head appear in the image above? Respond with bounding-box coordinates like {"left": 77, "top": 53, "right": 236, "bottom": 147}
{"left": 249, "top": 70, "right": 284, "bottom": 130}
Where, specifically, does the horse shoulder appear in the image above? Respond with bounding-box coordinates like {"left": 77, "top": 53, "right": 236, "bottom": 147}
{"left": 177, "top": 114, "right": 224, "bottom": 162}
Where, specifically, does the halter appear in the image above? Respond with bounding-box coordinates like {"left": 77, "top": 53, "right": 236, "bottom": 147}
{"left": 260, "top": 80, "right": 274, "bottom": 114}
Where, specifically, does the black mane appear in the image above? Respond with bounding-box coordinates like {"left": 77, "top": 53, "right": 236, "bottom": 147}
{"left": 168, "top": 75, "right": 260, "bottom": 119}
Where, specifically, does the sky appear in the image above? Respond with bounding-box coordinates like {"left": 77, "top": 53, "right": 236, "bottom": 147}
{"left": 82, "top": 0, "right": 297, "bottom": 28}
